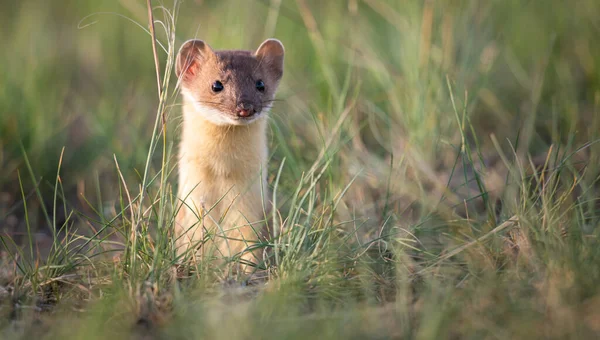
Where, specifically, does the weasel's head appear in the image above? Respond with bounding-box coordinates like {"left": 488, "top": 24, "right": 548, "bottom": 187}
{"left": 176, "top": 39, "right": 284, "bottom": 126}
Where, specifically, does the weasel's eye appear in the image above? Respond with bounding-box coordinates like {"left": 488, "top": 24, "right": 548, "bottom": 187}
{"left": 212, "top": 81, "right": 224, "bottom": 93}
{"left": 255, "top": 80, "right": 265, "bottom": 92}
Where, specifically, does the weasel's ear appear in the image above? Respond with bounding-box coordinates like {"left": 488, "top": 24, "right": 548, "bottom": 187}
{"left": 176, "top": 39, "right": 216, "bottom": 81}
{"left": 255, "top": 39, "right": 285, "bottom": 80}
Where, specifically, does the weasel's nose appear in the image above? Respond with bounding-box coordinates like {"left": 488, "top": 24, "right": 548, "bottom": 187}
{"left": 236, "top": 103, "right": 255, "bottom": 117}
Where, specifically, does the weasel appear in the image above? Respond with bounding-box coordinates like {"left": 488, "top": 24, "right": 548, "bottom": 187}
{"left": 174, "top": 38, "right": 284, "bottom": 272}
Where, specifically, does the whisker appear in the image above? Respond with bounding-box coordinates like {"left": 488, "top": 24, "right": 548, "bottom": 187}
{"left": 261, "top": 99, "right": 285, "bottom": 103}
{"left": 195, "top": 100, "right": 232, "bottom": 110}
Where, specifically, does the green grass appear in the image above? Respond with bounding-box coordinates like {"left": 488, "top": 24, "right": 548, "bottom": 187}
{"left": 1, "top": 0, "right": 599, "bottom": 338}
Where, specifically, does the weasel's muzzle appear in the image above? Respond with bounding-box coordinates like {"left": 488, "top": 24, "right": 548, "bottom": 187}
{"left": 236, "top": 102, "right": 256, "bottom": 117}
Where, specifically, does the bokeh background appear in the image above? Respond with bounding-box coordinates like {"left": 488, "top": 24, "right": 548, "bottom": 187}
{"left": 2, "top": 0, "right": 599, "bottom": 225}
{"left": 3, "top": 0, "right": 599, "bottom": 234}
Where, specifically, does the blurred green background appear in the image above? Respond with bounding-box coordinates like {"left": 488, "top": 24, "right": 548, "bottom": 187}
{"left": 1, "top": 0, "right": 599, "bottom": 242}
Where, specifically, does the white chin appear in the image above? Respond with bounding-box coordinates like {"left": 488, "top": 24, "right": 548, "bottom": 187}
{"left": 201, "top": 109, "right": 264, "bottom": 126}
{"left": 230, "top": 115, "right": 262, "bottom": 126}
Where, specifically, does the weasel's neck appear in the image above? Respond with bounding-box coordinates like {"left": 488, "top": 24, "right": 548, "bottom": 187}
{"left": 179, "top": 100, "right": 268, "bottom": 180}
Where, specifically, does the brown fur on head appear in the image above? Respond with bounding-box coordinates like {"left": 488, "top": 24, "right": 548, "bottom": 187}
{"left": 176, "top": 39, "right": 285, "bottom": 126}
